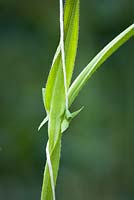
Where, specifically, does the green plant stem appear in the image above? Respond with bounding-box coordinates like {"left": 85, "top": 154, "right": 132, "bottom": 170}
{"left": 41, "top": 114, "right": 64, "bottom": 200}
{"left": 40, "top": 1, "right": 79, "bottom": 199}
{"left": 41, "top": 130, "right": 62, "bottom": 200}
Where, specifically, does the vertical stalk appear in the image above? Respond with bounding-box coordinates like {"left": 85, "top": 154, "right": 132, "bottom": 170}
{"left": 41, "top": 138, "right": 61, "bottom": 200}
{"left": 41, "top": 117, "right": 62, "bottom": 200}
{"left": 40, "top": 1, "right": 79, "bottom": 199}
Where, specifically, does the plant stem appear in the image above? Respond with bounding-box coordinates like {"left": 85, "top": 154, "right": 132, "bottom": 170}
{"left": 41, "top": 137, "right": 62, "bottom": 200}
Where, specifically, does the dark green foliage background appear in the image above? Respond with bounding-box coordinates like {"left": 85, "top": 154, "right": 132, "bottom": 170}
{"left": 0, "top": 0, "right": 134, "bottom": 199}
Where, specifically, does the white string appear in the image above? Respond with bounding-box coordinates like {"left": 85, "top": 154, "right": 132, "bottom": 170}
{"left": 59, "top": 0, "right": 68, "bottom": 110}
{"left": 46, "top": 141, "right": 56, "bottom": 200}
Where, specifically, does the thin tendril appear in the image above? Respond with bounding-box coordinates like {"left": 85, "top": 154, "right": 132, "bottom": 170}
{"left": 46, "top": 141, "right": 56, "bottom": 200}
{"left": 59, "top": 0, "right": 68, "bottom": 110}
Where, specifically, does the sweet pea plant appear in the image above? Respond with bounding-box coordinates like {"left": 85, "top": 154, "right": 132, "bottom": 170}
{"left": 38, "top": 0, "right": 134, "bottom": 199}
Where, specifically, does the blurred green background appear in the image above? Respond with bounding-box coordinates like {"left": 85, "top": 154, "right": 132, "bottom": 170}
{"left": 0, "top": 0, "right": 134, "bottom": 199}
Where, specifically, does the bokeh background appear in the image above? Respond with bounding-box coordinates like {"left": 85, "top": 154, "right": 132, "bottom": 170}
{"left": 0, "top": 0, "right": 134, "bottom": 199}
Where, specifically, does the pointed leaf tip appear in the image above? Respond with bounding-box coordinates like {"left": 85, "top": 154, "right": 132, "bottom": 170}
{"left": 38, "top": 115, "right": 49, "bottom": 131}
{"left": 61, "top": 106, "right": 84, "bottom": 133}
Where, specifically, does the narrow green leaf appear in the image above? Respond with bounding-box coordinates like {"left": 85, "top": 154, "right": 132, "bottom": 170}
{"left": 44, "top": 0, "right": 79, "bottom": 114}
{"left": 44, "top": 0, "right": 79, "bottom": 148}
{"left": 64, "top": 0, "right": 80, "bottom": 87}
{"left": 68, "top": 24, "right": 134, "bottom": 107}
{"left": 38, "top": 115, "right": 49, "bottom": 131}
